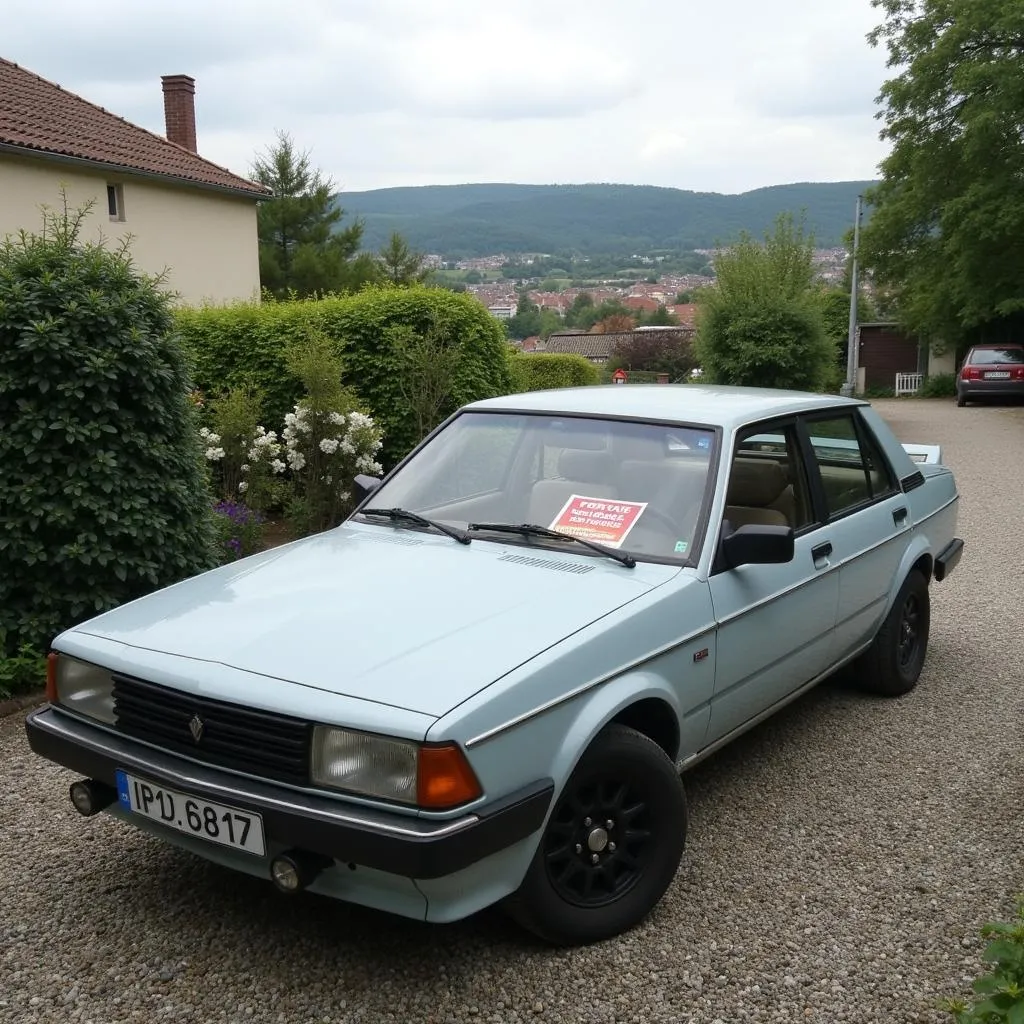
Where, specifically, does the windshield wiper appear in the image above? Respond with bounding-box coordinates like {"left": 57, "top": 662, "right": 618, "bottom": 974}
{"left": 466, "top": 522, "right": 636, "bottom": 568}
{"left": 359, "top": 507, "right": 471, "bottom": 545}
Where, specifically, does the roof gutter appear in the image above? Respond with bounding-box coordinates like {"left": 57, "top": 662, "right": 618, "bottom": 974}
{"left": 0, "top": 143, "right": 273, "bottom": 202}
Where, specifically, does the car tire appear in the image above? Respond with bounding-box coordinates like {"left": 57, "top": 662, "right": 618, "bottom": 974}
{"left": 853, "top": 568, "right": 930, "bottom": 697}
{"left": 956, "top": 394, "right": 966, "bottom": 407}
{"left": 503, "top": 723, "right": 687, "bottom": 946}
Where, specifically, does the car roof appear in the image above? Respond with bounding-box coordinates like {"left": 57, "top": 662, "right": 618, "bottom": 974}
{"left": 465, "top": 384, "right": 865, "bottom": 432}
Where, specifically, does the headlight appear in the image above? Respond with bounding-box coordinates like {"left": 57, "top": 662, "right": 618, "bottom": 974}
{"left": 51, "top": 655, "right": 115, "bottom": 724}
{"left": 311, "top": 726, "right": 482, "bottom": 809}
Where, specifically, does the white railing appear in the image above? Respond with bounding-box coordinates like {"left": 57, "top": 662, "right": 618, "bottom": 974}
{"left": 895, "top": 372, "right": 923, "bottom": 396}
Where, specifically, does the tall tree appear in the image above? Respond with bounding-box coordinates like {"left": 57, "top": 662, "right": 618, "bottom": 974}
{"left": 695, "top": 214, "right": 836, "bottom": 391}
{"left": 564, "top": 292, "right": 594, "bottom": 328}
{"left": 861, "top": 0, "right": 1024, "bottom": 344}
{"left": 592, "top": 313, "right": 637, "bottom": 335}
{"left": 508, "top": 292, "right": 542, "bottom": 339}
{"left": 377, "top": 232, "right": 429, "bottom": 286}
{"left": 640, "top": 304, "right": 679, "bottom": 327}
{"left": 251, "top": 130, "right": 375, "bottom": 297}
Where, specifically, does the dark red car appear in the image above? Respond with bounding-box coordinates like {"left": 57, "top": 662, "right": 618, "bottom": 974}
{"left": 956, "top": 344, "right": 1024, "bottom": 406}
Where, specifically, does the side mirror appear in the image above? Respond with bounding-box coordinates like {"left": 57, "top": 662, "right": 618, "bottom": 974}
{"left": 721, "top": 523, "right": 794, "bottom": 570}
{"left": 353, "top": 474, "right": 382, "bottom": 503}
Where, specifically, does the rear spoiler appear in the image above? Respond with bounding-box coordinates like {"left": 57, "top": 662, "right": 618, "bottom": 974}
{"left": 902, "top": 442, "right": 942, "bottom": 465}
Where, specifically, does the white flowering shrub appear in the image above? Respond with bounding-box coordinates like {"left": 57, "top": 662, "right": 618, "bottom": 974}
{"left": 282, "top": 401, "right": 384, "bottom": 534}
{"left": 201, "top": 423, "right": 285, "bottom": 510}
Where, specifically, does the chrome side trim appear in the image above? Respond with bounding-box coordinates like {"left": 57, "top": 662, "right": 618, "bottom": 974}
{"left": 706, "top": 629, "right": 832, "bottom": 703}
{"left": 716, "top": 524, "right": 912, "bottom": 629}
{"left": 674, "top": 640, "right": 873, "bottom": 773}
{"left": 466, "top": 495, "right": 959, "bottom": 752}
{"left": 912, "top": 494, "right": 959, "bottom": 528}
{"left": 465, "top": 624, "right": 716, "bottom": 749}
{"left": 713, "top": 562, "right": 842, "bottom": 627}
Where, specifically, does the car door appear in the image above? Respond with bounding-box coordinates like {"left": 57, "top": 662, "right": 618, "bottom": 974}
{"left": 706, "top": 420, "right": 840, "bottom": 744}
{"left": 799, "top": 409, "right": 912, "bottom": 664}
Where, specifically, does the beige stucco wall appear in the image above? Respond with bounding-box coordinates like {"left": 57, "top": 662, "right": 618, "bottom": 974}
{"left": 0, "top": 153, "right": 261, "bottom": 306}
{"left": 927, "top": 347, "right": 957, "bottom": 375}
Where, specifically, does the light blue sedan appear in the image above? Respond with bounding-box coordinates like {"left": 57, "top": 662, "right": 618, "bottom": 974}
{"left": 26, "top": 385, "right": 964, "bottom": 945}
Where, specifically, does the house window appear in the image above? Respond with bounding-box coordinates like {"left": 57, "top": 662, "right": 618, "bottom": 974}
{"left": 107, "top": 184, "right": 125, "bottom": 222}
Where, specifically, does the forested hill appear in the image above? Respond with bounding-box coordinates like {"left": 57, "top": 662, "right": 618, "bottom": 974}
{"left": 331, "top": 181, "right": 877, "bottom": 257}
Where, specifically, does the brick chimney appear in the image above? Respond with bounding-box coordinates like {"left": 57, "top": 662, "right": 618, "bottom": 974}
{"left": 161, "top": 74, "right": 197, "bottom": 152}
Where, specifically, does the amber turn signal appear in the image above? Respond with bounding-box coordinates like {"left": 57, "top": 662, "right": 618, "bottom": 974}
{"left": 417, "top": 743, "right": 482, "bottom": 809}
{"left": 45, "top": 652, "right": 59, "bottom": 702}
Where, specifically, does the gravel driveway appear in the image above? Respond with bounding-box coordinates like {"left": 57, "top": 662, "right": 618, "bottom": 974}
{"left": 2, "top": 398, "right": 1022, "bottom": 1024}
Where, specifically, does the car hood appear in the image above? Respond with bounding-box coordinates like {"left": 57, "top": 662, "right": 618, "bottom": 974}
{"left": 64, "top": 523, "right": 676, "bottom": 717}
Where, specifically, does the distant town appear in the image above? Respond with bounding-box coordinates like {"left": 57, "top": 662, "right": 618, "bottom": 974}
{"left": 420, "top": 247, "right": 851, "bottom": 331}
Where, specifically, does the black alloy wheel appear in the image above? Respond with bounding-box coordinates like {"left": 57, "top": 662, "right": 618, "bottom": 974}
{"left": 543, "top": 776, "right": 653, "bottom": 909}
{"left": 853, "top": 568, "right": 931, "bottom": 697}
{"left": 897, "top": 592, "right": 922, "bottom": 670}
{"left": 504, "top": 723, "right": 687, "bottom": 945}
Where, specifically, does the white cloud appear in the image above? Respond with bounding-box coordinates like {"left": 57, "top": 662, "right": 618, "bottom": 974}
{"left": 2, "top": 0, "right": 893, "bottom": 193}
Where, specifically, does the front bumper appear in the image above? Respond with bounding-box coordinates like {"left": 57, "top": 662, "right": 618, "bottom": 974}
{"left": 25, "top": 706, "right": 552, "bottom": 880}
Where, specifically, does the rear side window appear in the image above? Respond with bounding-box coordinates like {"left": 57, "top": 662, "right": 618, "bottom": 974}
{"left": 968, "top": 347, "right": 1024, "bottom": 364}
{"left": 803, "top": 413, "right": 897, "bottom": 518}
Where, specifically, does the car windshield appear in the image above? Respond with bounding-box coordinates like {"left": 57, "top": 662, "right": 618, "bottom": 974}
{"left": 356, "top": 411, "right": 719, "bottom": 563}
{"left": 969, "top": 347, "right": 1024, "bottom": 364}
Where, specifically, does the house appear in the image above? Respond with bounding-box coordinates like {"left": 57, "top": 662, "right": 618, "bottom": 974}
{"left": 539, "top": 331, "right": 626, "bottom": 363}
{"left": 622, "top": 296, "right": 661, "bottom": 314}
{"left": 855, "top": 322, "right": 957, "bottom": 392}
{"left": 0, "top": 59, "right": 271, "bottom": 305}
{"left": 665, "top": 303, "right": 698, "bottom": 327}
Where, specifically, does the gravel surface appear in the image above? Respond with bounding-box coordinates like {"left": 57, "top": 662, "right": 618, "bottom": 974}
{"left": 2, "top": 398, "right": 1022, "bottom": 1024}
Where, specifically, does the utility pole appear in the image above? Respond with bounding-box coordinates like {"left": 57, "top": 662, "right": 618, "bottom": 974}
{"left": 840, "top": 195, "right": 863, "bottom": 397}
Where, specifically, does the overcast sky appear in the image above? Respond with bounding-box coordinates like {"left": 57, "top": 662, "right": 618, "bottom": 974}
{"left": 4, "top": 0, "right": 892, "bottom": 195}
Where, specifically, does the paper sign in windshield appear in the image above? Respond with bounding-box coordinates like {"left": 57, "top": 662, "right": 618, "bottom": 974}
{"left": 549, "top": 495, "right": 648, "bottom": 549}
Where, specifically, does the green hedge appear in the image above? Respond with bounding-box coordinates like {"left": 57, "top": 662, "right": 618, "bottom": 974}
{"left": 507, "top": 351, "right": 602, "bottom": 392}
{"left": 176, "top": 287, "right": 512, "bottom": 468}
{"left": 1, "top": 212, "right": 218, "bottom": 657}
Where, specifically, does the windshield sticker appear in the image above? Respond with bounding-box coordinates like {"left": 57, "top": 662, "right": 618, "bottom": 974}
{"left": 549, "top": 495, "right": 648, "bottom": 549}
{"left": 674, "top": 540, "right": 689, "bottom": 554}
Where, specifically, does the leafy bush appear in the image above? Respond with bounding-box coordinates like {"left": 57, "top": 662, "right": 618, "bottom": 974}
{"left": 944, "top": 896, "right": 1024, "bottom": 1023}
{"left": 0, "top": 201, "right": 217, "bottom": 656}
{"left": 201, "top": 385, "right": 286, "bottom": 512}
{"left": 607, "top": 330, "right": 698, "bottom": 381}
{"left": 0, "top": 631, "right": 46, "bottom": 700}
{"left": 211, "top": 501, "right": 266, "bottom": 562}
{"left": 176, "top": 286, "right": 511, "bottom": 468}
{"left": 508, "top": 351, "right": 601, "bottom": 392}
{"left": 696, "top": 214, "right": 838, "bottom": 392}
{"left": 281, "top": 332, "right": 384, "bottom": 535}
{"left": 696, "top": 303, "right": 837, "bottom": 392}
{"left": 919, "top": 372, "right": 958, "bottom": 398}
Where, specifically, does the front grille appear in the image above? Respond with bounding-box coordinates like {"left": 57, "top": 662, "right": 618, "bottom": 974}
{"left": 112, "top": 674, "right": 311, "bottom": 786}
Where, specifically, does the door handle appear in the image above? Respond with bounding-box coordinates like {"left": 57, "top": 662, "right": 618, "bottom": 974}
{"left": 893, "top": 506, "right": 908, "bottom": 526}
{"left": 811, "top": 541, "right": 832, "bottom": 561}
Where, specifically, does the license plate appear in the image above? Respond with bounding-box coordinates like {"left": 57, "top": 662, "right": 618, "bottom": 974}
{"left": 115, "top": 770, "right": 266, "bottom": 856}
{"left": 984, "top": 371, "right": 1011, "bottom": 379}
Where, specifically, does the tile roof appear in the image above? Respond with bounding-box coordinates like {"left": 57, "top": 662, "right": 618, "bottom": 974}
{"left": 0, "top": 58, "right": 270, "bottom": 199}
{"left": 666, "top": 303, "right": 698, "bottom": 325}
{"left": 622, "top": 296, "right": 661, "bottom": 312}
{"left": 541, "top": 332, "right": 630, "bottom": 359}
